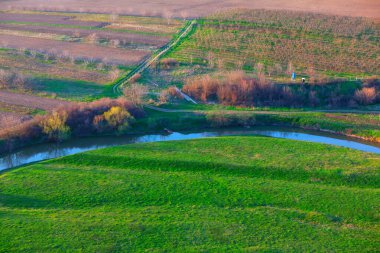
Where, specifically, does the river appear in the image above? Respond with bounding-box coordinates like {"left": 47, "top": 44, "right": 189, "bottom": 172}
{"left": 1, "top": 126, "right": 380, "bottom": 171}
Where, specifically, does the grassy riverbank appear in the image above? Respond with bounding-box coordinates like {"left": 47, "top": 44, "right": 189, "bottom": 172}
{"left": 135, "top": 106, "right": 380, "bottom": 143}
{"left": 1, "top": 136, "right": 379, "bottom": 251}
{"left": 1, "top": 106, "right": 379, "bottom": 155}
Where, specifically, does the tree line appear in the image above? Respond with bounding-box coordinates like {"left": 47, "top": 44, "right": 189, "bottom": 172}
{"left": 183, "top": 72, "right": 379, "bottom": 107}
{"left": 0, "top": 98, "right": 144, "bottom": 153}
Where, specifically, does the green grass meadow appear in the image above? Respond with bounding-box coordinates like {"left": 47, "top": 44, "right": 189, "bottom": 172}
{"left": 1, "top": 136, "right": 379, "bottom": 251}
{"left": 34, "top": 78, "right": 116, "bottom": 101}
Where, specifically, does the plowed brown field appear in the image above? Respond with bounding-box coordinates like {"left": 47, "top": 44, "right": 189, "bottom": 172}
{"left": 3, "top": 0, "right": 380, "bottom": 19}
{"left": 0, "top": 91, "right": 70, "bottom": 110}
{"left": 0, "top": 13, "right": 105, "bottom": 27}
{"left": 0, "top": 34, "right": 149, "bottom": 65}
{"left": 0, "top": 23, "right": 169, "bottom": 46}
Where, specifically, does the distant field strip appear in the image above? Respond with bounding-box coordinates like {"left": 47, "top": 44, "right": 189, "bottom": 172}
{"left": 0, "top": 34, "right": 149, "bottom": 65}
{"left": 3, "top": 0, "right": 380, "bottom": 18}
{"left": 0, "top": 11, "right": 183, "bottom": 65}
{"left": 0, "top": 24, "right": 169, "bottom": 46}
{"left": 0, "top": 91, "right": 70, "bottom": 110}
{"left": 0, "top": 49, "right": 112, "bottom": 84}
{"left": 0, "top": 13, "right": 106, "bottom": 27}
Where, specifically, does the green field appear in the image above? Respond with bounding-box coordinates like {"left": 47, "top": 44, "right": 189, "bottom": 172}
{"left": 33, "top": 78, "right": 116, "bottom": 101}
{"left": 1, "top": 136, "right": 379, "bottom": 251}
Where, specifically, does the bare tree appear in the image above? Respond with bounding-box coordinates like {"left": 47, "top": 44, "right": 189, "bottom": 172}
{"left": 354, "top": 87, "right": 377, "bottom": 105}
{"left": 110, "top": 13, "right": 119, "bottom": 22}
{"left": 274, "top": 63, "right": 283, "bottom": 76}
{"left": 108, "top": 68, "right": 121, "bottom": 82}
{"left": 286, "top": 62, "right": 294, "bottom": 76}
{"left": 86, "top": 33, "right": 98, "bottom": 44}
{"left": 256, "top": 62, "right": 264, "bottom": 75}
{"left": 123, "top": 83, "right": 147, "bottom": 105}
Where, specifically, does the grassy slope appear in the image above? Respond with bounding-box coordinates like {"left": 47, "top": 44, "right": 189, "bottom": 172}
{"left": 1, "top": 136, "right": 379, "bottom": 251}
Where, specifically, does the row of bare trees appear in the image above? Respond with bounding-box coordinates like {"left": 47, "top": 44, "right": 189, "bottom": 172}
{"left": 189, "top": 24, "right": 379, "bottom": 74}
{"left": 210, "top": 9, "right": 379, "bottom": 39}
{"left": 0, "top": 69, "right": 32, "bottom": 91}
{"left": 183, "top": 72, "right": 380, "bottom": 107}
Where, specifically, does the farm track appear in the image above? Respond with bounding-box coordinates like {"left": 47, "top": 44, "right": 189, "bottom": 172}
{"left": 112, "top": 20, "right": 197, "bottom": 95}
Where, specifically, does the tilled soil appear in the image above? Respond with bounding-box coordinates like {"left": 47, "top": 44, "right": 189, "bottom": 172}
{"left": 3, "top": 0, "right": 380, "bottom": 19}
{"left": 0, "top": 13, "right": 106, "bottom": 27}
{"left": 0, "top": 90, "right": 71, "bottom": 111}
{"left": 0, "top": 34, "right": 150, "bottom": 65}
{"left": 0, "top": 23, "right": 169, "bottom": 46}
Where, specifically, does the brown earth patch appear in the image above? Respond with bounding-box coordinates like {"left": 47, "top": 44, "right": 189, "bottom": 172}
{"left": 0, "top": 51, "right": 111, "bottom": 84}
{"left": 0, "top": 23, "right": 169, "bottom": 46}
{"left": 3, "top": 0, "right": 380, "bottom": 19}
{"left": 0, "top": 34, "right": 150, "bottom": 65}
{"left": 0, "top": 90, "right": 71, "bottom": 110}
{"left": 0, "top": 13, "right": 106, "bottom": 27}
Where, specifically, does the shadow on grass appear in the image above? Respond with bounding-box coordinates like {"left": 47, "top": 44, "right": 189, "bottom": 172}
{"left": 56, "top": 153, "right": 379, "bottom": 188}
{"left": 33, "top": 78, "right": 116, "bottom": 101}
{"left": 0, "top": 193, "right": 52, "bottom": 209}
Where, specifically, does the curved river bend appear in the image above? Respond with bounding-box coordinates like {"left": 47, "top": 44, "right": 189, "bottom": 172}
{"left": 1, "top": 127, "right": 380, "bottom": 171}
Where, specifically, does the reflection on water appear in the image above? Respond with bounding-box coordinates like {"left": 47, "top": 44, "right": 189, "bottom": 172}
{"left": 1, "top": 127, "right": 380, "bottom": 171}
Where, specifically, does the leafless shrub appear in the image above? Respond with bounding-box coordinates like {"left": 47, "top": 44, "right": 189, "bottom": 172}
{"left": 108, "top": 68, "right": 121, "bottom": 82}
{"left": 183, "top": 74, "right": 379, "bottom": 107}
{"left": 355, "top": 87, "right": 377, "bottom": 105}
{"left": 86, "top": 33, "right": 99, "bottom": 44}
{"left": 160, "top": 58, "right": 179, "bottom": 69}
{"left": 159, "top": 86, "right": 184, "bottom": 103}
{"left": 0, "top": 69, "right": 32, "bottom": 91}
{"left": 123, "top": 83, "right": 147, "bottom": 105}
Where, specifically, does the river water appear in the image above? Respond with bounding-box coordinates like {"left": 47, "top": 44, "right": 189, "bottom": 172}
{"left": 1, "top": 127, "right": 380, "bottom": 171}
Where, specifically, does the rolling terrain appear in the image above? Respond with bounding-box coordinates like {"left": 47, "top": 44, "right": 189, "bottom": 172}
{"left": 1, "top": 136, "right": 379, "bottom": 251}
{"left": 0, "top": 2, "right": 379, "bottom": 252}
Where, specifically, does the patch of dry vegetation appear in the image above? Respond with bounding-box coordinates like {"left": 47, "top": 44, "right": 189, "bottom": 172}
{"left": 0, "top": 50, "right": 113, "bottom": 84}
{"left": 0, "top": 90, "right": 70, "bottom": 110}
{"left": 183, "top": 72, "right": 380, "bottom": 107}
{"left": 0, "top": 111, "right": 31, "bottom": 129}
{"left": 0, "top": 98, "right": 144, "bottom": 153}
{"left": 0, "top": 34, "right": 149, "bottom": 65}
